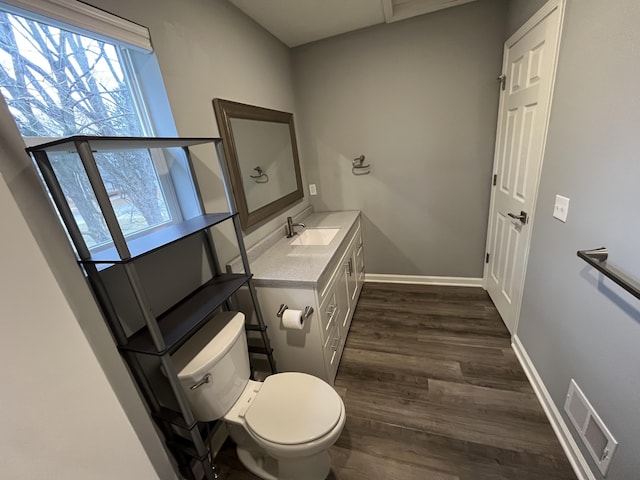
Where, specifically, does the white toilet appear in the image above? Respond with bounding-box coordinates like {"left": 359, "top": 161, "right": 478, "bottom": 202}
{"left": 172, "top": 311, "right": 346, "bottom": 480}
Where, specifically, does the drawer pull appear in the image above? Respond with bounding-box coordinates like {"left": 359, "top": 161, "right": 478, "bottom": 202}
{"left": 331, "top": 337, "right": 340, "bottom": 351}
{"left": 190, "top": 374, "right": 211, "bottom": 390}
{"left": 326, "top": 304, "right": 337, "bottom": 320}
{"left": 347, "top": 258, "right": 353, "bottom": 276}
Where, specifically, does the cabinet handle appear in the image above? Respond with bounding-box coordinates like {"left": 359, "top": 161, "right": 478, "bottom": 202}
{"left": 190, "top": 374, "right": 211, "bottom": 390}
{"left": 331, "top": 337, "right": 340, "bottom": 351}
{"left": 347, "top": 258, "right": 353, "bottom": 276}
{"left": 327, "top": 304, "right": 337, "bottom": 321}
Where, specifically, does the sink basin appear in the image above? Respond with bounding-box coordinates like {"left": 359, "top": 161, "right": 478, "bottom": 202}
{"left": 290, "top": 228, "right": 339, "bottom": 246}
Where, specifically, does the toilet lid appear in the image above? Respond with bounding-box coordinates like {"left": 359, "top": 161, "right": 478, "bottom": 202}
{"left": 244, "top": 372, "right": 343, "bottom": 445}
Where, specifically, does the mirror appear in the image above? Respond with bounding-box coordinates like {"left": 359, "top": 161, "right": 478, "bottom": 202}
{"left": 213, "top": 98, "right": 304, "bottom": 230}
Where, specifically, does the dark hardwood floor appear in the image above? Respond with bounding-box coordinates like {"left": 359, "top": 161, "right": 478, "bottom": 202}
{"left": 215, "top": 283, "right": 576, "bottom": 480}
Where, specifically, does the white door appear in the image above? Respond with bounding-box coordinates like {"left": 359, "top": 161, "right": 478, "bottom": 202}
{"left": 484, "top": 0, "right": 565, "bottom": 334}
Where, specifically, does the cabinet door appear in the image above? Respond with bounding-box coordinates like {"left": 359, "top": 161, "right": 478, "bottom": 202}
{"left": 354, "top": 234, "right": 365, "bottom": 293}
{"left": 346, "top": 227, "right": 363, "bottom": 303}
{"left": 339, "top": 226, "right": 363, "bottom": 338}
{"left": 336, "top": 261, "right": 351, "bottom": 332}
{"left": 346, "top": 253, "right": 357, "bottom": 304}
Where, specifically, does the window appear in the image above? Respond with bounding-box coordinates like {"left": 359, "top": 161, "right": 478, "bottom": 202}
{"left": 0, "top": 6, "right": 184, "bottom": 250}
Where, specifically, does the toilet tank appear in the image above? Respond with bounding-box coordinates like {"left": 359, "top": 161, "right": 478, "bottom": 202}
{"left": 172, "top": 311, "right": 250, "bottom": 421}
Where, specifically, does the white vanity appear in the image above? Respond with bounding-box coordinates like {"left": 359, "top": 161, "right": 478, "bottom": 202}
{"left": 231, "top": 210, "right": 364, "bottom": 384}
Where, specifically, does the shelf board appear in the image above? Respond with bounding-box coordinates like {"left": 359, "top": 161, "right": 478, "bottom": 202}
{"left": 245, "top": 324, "right": 268, "bottom": 332}
{"left": 155, "top": 410, "right": 220, "bottom": 460}
{"left": 248, "top": 345, "right": 274, "bottom": 356}
{"left": 80, "top": 213, "right": 235, "bottom": 264}
{"left": 153, "top": 407, "right": 198, "bottom": 430}
{"left": 167, "top": 437, "right": 205, "bottom": 461}
{"left": 121, "top": 273, "right": 251, "bottom": 355}
{"left": 26, "top": 135, "right": 221, "bottom": 153}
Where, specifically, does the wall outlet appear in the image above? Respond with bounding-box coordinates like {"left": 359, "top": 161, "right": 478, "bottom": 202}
{"left": 553, "top": 195, "right": 570, "bottom": 222}
{"left": 309, "top": 184, "right": 317, "bottom": 196}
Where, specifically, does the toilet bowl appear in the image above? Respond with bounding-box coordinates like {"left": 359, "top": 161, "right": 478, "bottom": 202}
{"left": 172, "top": 311, "right": 345, "bottom": 480}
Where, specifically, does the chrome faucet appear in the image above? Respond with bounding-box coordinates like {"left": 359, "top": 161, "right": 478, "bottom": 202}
{"left": 285, "top": 216, "right": 306, "bottom": 238}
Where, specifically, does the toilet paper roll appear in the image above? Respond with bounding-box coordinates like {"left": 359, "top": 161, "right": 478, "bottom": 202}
{"left": 282, "top": 309, "right": 304, "bottom": 330}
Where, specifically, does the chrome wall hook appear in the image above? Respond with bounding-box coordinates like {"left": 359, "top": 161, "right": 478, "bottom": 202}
{"left": 352, "top": 154, "right": 371, "bottom": 175}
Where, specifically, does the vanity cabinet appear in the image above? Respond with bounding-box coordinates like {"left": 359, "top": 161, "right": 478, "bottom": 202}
{"left": 252, "top": 215, "right": 364, "bottom": 384}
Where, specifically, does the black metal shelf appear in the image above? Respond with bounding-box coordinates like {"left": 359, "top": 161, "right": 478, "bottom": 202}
{"left": 121, "top": 273, "right": 251, "bottom": 355}
{"left": 80, "top": 213, "right": 235, "bottom": 264}
{"left": 27, "top": 135, "right": 276, "bottom": 479}
{"left": 577, "top": 248, "right": 640, "bottom": 301}
{"left": 25, "top": 135, "right": 220, "bottom": 153}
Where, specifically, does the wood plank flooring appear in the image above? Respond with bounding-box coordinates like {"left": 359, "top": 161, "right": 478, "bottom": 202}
{"left": 215, "top": 283, "right": 576, "bottom": 480}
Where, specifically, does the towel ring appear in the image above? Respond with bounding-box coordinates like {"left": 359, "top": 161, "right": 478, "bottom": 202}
{"left": 250, "top": 166, "right": 269, "bottom": 183}
{"left": 352, "top": 155, "right": 371, "bottom": 175}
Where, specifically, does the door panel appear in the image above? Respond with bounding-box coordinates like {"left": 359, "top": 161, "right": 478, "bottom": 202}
{"left": 485, "top": 1, "right": 564, "bottom": 333}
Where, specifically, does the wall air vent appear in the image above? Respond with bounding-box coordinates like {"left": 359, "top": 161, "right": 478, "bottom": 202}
{"left": 564, "top": 379, "right": 618, "bottom": 476}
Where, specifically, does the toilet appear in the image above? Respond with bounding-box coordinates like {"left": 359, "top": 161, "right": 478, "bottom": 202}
{"left": 172, "top": 311, "right": 346, "bottom": 480}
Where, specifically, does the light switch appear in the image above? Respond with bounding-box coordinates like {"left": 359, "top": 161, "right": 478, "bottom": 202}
{"left": 553, "top": 195, "right": 570, "bottom": 222}
{"left": 309, "top": 184, "right": 317, "bottom": 195}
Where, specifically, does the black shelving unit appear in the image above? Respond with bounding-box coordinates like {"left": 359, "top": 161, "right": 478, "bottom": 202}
{"left": 26, "top": 135, "right": 277, "bottom": 480}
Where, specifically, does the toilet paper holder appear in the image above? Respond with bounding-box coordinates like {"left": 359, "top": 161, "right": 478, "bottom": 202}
{"left": 277, "top": 304, "right": 314, "bottom": 319}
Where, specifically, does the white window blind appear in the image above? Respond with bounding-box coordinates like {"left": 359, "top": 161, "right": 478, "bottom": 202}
{"left": 1, "top": 0, "right": 151, "bottom": 52}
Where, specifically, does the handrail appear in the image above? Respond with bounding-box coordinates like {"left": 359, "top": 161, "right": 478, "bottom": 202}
{"left": 577, "top": 248, "right": 640, "bottom": 300}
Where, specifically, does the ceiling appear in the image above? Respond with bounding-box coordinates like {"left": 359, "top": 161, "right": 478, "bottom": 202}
{"left": 229, "top": 0, "right": 477, "bottom": 47}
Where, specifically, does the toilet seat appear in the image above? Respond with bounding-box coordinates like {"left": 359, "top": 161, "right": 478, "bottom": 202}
{"left": 244, "top": 372, "right": 342, "bottom": 445}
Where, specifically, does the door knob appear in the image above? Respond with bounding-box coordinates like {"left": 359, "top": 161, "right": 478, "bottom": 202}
{"left": 508, "top": 210, "right": 528, "bottom": 224}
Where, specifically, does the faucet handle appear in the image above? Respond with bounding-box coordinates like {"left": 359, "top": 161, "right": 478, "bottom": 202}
{"left": 285, "top": 216, "right": 295, "bottom": 238}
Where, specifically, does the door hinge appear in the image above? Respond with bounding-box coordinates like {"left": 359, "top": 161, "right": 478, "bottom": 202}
{"left": 492, "top": 173, "right": 497, "bottom": 186}
{"left": 497, "top": 74, "right": 506, "bottom": 91}
{"left": 486, "top": 253, "right": 490, "bottom": 264}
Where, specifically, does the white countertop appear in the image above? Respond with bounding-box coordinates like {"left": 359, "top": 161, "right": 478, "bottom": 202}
{"left": 240, "top": 211, "right": 360, "bottom": 288}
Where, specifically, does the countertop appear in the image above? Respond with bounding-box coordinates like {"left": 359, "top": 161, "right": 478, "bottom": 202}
{"left": 238, "top": 210, "right": 360, "bottom": 288}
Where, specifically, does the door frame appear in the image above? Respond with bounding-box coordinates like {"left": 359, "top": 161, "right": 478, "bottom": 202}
{"left": 482, "top": 0, "right": 566, "bottom": 334}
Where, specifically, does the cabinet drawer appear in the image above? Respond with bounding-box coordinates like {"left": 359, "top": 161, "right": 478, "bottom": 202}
{"left": 323, "top": 324, "right": 342, "bottom": 380}
{"left": 319, "top": 287, "right": 340, "bottom": 342}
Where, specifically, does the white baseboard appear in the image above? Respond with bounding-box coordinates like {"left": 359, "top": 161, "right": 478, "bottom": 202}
{"left": 512, "top": 336, "right": 596, "bottom": 480}
{"left": 364, "top": 273, "right": 483, "bottom": 287}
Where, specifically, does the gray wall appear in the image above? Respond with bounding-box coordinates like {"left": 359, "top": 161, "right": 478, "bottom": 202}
{"left": 85, "top": 0, "right": 310, "bottom": 256}
{"left": 505, "top": 0, "right": 547, "bottom": 37}
{"left": 0, "top": 0, "right": 304, "bottom": 476}
{"left": 0, "top": 94, "right": 177, "bottom": 479}
{"left": 515, "top": 1, "right": 640, "bottom": 478}
{"left": 292, "top": 0, "right": 507, "bottom": 278}
{"left": 0, "top": 162, "right": 160, "bottom": 480}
